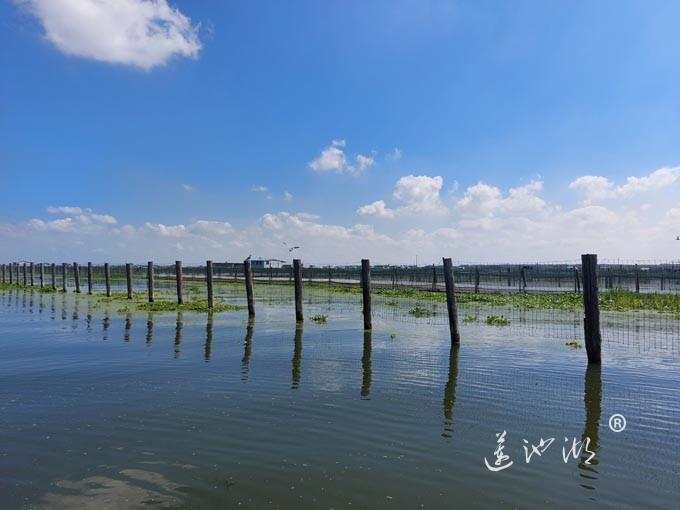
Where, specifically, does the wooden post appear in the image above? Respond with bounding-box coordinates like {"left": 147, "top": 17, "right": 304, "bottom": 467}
{"left": 635, "top": 264, "right": 640, "bottom": 293}
{"left": 126, "top": 263, "right": 133, "bottom": 299}
{"left": 147, "top": 261, "right": 154, "bottom": 303}
{"left": 432, "top": 264, "right": 437, "bottom": 291}
{"left": 22, "top": 263, "right": 27, "bottom": 286}
{"left": 582, "top": 254, "right": 602, "bottom": 365}
{"left": 294, "top": 259, "right": 303, "bottom": 322}
{"left": 87, "top": 262, "right": 93, "bottom": 295}
{"left": 361, "top": 259, "right": 372, "bottom": 330}
{"left": 7, "top": 263, "right": 11, "bottom": 284}
{"left": 30, "top": 262, "right": 34, "bottom": 286}
{"left": 520, "top": 268, "right": 527, "bottom": 292}
{"left": 51, "top": 263, "right": 56, "bottom": 290}
{"left": 244, "top": 258, "right": 255, "bottom": 317}
{"left": 443, "top": 258, "right": 461, "bottom": 344}
{"left": 73, "top": 262, "right": 81, "bottom": 293}
{"left": 1, "top": 263, "right": 4, "bottom": 284}
{"left": 104, "top": 263, "right": 111, "bottom": 297}
{"left": 474, "top": 266, "right": 480, "bottom": 293}
{"left": 574, "top": 268, "right": 580, "bottom": 293}
{"left": 175, "top": 261, "right": 183, "bottom": 305}
{"left": 206, "top": 260, "right": 214, "bottom": 309}
{"left": 61, "top": 263, "right": 67, "bottom": 292}
{"left": 15, "top": 263, "right": 20, "bottom": 286}
{"left": 40, "top": 263, "right": 45, "bottom": 288}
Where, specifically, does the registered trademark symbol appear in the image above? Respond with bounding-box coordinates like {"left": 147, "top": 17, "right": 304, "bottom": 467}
{"left": 609, "top": 414, "right": 627, "bottom": 432}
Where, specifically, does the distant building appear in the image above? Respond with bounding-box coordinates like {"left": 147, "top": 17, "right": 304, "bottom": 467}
{"left": 251, "top": 258, "right": 287, "bottom": 269}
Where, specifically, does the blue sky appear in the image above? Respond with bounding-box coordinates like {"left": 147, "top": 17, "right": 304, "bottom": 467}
{"left": 2, "top": 0, "right": 680, "bottom": 264}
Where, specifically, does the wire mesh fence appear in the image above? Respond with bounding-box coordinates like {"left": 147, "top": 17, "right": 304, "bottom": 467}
{"left": 1, "top": 259, "right": 679, "bottom": 354}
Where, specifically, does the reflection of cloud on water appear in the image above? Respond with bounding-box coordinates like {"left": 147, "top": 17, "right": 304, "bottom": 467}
{"left": 36, "top": 468, "right": 184, "bottom": 509}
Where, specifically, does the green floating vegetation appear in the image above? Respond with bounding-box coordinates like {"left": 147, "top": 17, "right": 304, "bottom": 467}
{"left": 462, "top": 315, "right": 478, "bottom": 323}
{"left": 0, "top": 283, "right": 58, "bottom": 293}
{"left": 599, "top": 289, "right": 680, "bottom": 314}
{"left": 390, "top": 332, "right": 397, "bottom": 339}
{"left": 565, "top": 339, "right": 583, "bottom": 349}
{"left": 136, "top": 301, "right": 245, "bottom": 313}
{"left": 485, "top": 315, "right": 510, "bottom": 326}
{"left": 385, "top": 300, "right": 398, "bottom": 307}
{"left": 409, "top": 305, "right": 433, "bottom": 318}
{"left": 310, "top": 314, "right": 328, "bottom": 323}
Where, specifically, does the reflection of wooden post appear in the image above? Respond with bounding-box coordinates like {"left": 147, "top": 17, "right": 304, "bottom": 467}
{"left": 443, "top": 258, "right": 461, "bottom": 344}
{"left": 147, "top": 261, "right": 154, "bottom": 303}
{"left": 206, "top": 260, "right": 214, "bottom": 309}
{"left": 361, "top": 330, "right": 372, "bottom": 398}
{"left": 293, "top": 259, "right": 303, "bottom": 322}
{"left": 580, "top": 365, "right": 601, "bottom": 471}
{"left": 244, "top": 258, "right": 255, "bottom": 317}
{"left": 582, "top": 254, "right": 602, "bottom": 364}
{"left": 292, "top": 326, "right": 303, "bottom": 389}
{"left": 61, "top": 263, "right": 67, "bottom": 292}
{"left": 73, "top": 262, "right": 81, "bottom": 293}
{"left": 126, "top": 263, "right": 133, "bottom": 299}
{"left": 87, "top": 262, "right": 93, "bottom": 295}
{"left": 175, "top": 261, "right": 183, "bottom": 305}
{"left": 443, "top": 343, "right": 460, "bottom": 438}
{"left": 361, "top": 259, "right": 372, "bottom": 330}
{"left": 104, "top": 263, "right": 111, "bottom": 297}
{"left": 635, "top": 264, "right": 640, "bottom": 293}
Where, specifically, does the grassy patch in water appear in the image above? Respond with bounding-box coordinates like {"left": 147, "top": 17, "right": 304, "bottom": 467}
{"left": 0, "top": 283, "right": 58, "bottom": 293}
{"left": 409, "top": 306, "right": 433, "bottom": 318}
{"left": 485, "top": 315, "right": 510, "bottom": 326}
{"left": 310, "top": 314, "right": 328, "bottom": 323}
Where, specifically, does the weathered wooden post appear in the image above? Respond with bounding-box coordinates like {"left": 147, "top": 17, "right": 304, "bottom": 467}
{"left": 104, "top": 263, "right": 111, "bottom": 297}
{"left": 126, "top": 263, "right": 133, "bottom": 299}
{"left": 147, "top": 261, "right": 154, "bottom": 303}
{"left": 175, "top": 260, "right": 183, "bottom": 305}
{"left": 51, "top": 263, "right": 56, "bottom": 290}
{"left": 244, "top": 258, "right": 255, "bottom": 317}
{"left": 29, "top": 262, "right": 34, "bottom": 286}
{"left": 22, "top": 263, "right": 27, "bottom": 286}
{"left": 61, "top": 263, "right": 67, "bottom": 292}
{"left": 1, "top": 263, "right": 5, "bottom": 284}
{"left": 361, "top": 259, "right": 372, "bottom": 330}
{"left": 520, "top": 268, "right": 527, "bottom": 292}
{"left": 443, "top": 257, "right": 461, "bottom": 344}
{"left": 293, "top": 259, "right": 303, "bottom": 322}
{"left": 635, "top": 264, "right": 640, "bottom": 293}
{"left": 432, "top": 264, "right": 438, "bottom": 291}
{"left": 582, "top": 254, "right": 602, "bottom": 365}
{"left": 73, "top": 262, "right": 81, "bottom": 293}
{"left": 87, "top": 262, "right": 93, "bottom": 295}
{"left": 40, "top": 263, "right": 45, "bottom": 288}
{"left": 206, "top": 260, "right": 214, "bottom": 309}
{"left": 474, "top": 266, "right": 480, "bottom": 293}
{"left": 7, "top": 263, "right": 11, "bottom": 284}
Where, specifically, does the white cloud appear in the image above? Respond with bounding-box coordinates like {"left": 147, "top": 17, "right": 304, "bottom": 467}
{"left": 47, "top": 206, "right": 83, "bottom": 214}
{"left": 457, "top": 180, "right": 546, "bottom": 217}
{"left": 309, "top": 139, "right": 375, "bottom": 176}
{"left": 18, "top": 0, "right": 202, "bottom": 70}
{"left": 252, "top": 185, "right": 269, "bottom": 192}
{"left": 569, "top": 166, "right": 680, "bottom": 203}
{"left": 359, "top": 175, "right": 447, "bottom": 218}
{"left": 182, "top": 184, "right": 194, "bottom": 192}
{"left": 387, "top": 147, "right": 402, "bottom": 160}
{"left": 283, "top": 191, "right": 293, "bottom": 201}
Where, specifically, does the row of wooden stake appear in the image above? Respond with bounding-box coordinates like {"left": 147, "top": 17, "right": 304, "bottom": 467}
{"left": 1, "top": 255, "right": 603, "bottom": 364}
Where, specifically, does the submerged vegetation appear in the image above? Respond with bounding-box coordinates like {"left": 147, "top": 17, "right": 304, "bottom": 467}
{"left": 310, "top": 314, "right": 328, "bottom": 323}
{"left": 485, "top": 315, "right": 511, "bottom": 326}
{"left": 409, "top": 305, "right": 433, "bottom": 318}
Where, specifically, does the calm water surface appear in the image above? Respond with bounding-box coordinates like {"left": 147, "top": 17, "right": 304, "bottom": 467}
{"left": 0, "top": 289, "right": 678, "bottom": 509}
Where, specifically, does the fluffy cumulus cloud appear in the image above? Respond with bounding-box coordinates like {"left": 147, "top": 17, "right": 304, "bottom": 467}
{"left": 309, "top": 140, "right": 375, "bottom": 176}
{"left": 3, "top": 165, "right": 680, "bottom": 263}
{"left": 569, "top": 166, "right": 680, "bottom": 203}
{"left": 358, "top": 175, "right": 447, "bottom": 218}
{"left": 17, "top": 0, "right": 202, "bottom": 70}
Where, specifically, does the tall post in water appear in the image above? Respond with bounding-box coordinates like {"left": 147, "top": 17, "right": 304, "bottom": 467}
{"left": 40, "top": 263, "right": 44, "bottom": 288}
{"left": 22, "top": 263, "right": 27, "bottom": 286}
{"left": 581, "top": 254, "right": 602, "bottom": 365}
{"left": 87, "top": 262, "right": 93, "bottom": 295}
{"left": 29, "top": 262, "right": 34, "bottom": 286}
{"left": 7, "top": 263, "right": 11, "bottom": 284}
{"left": 361, "top": 259, "right": 372, "bottom": 330}
{"left": 206, "top": 260, "right": 214, "bottom": 309}
{"left": 175, "top": 261, "right": 183, "bottom": 305}
{"left": 126, "top": 263, "right": 133, "bottom": 299}
{"left": 1, "top": 263, "right": 5, "bottom": 284}
{"left": 104, "top": 263, "right": 111, "bottom": 297}
{"left": 61, "top": 263, "right": 67, "bottom": 292}
{"left": 73, "top": 262, "right": 81, "bottom": 293}
{"left": 147, "top": 261, "right": 154, "bottom": 303}
{"left": 474, "top": 266, "right": 480, "bottom": 293}
{"left": 635, "top": 264, "right": 640, "bottom": 293}
{"left": 443, "top": 258, "right": 461, "bottom": 344}
{"left": 51, "top": 263, "right": 56, "bottom": 290}
{"left": 244, "top": 258, "right": 255, "bottom": 317}
{"left": 432, "top": 263, "right": 437, "bottom": 291}
{"left": 293, "top": 259, "right": 303, "bottom": 322}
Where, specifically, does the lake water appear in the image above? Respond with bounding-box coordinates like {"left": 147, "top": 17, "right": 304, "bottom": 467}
{"left": 1, "top": 288, "right": 679, "bottom": 509}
